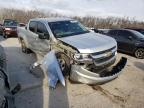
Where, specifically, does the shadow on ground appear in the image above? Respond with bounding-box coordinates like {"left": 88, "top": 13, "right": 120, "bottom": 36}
{"left": 134, "top": 62, "right": 144, "bottom": 71}
{"left": 117, "top": 51, "right": 135, "bottom": 58}
{"left": 3, "top": 46, "right": 69, "bottom": 108}
{"left": 0, "top": 36, "right": 5, "bottom": 42}
{"left": 48, "top": 83, "right": 69, "bottom": 108}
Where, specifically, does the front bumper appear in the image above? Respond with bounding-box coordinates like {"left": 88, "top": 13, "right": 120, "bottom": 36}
{"left": 70, "top": 57, "right": 127, "bottom": 84}
{"left": 5, "top": 30, "right": 17, "bottom": 36}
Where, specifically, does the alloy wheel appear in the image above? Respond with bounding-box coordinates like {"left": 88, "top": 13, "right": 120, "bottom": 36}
{"left": 135, "top": 48, "right": 144, "bottom": 59}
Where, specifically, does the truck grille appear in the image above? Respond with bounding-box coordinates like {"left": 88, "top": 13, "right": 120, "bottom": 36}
{"left": 91, "top": 46, "right": 116, "bottom": 56}
{"left": 94, "top": 54, "right": 115, "bottom": 64}
{"left": 91, "top": 46, "right": 116, "bottom": 65}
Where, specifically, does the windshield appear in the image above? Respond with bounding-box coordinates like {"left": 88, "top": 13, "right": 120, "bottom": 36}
{"left": 4, "top": 20, "right": 18, "bottom": 26}
{"left": 48, "top": 20, "right": 89, "bottom": 38}
{"left": 137, "top": 30, "right": 144, "bottom": 35}
{"left": 132, "top": 30, "right": 144, "bottom": 39}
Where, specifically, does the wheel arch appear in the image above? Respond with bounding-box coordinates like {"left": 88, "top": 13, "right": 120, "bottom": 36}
{"left": 19, "top": 36, "right": 30, "bottom": 49}
{"left": 134, "top": 46, "right": 144, "bottom": 52}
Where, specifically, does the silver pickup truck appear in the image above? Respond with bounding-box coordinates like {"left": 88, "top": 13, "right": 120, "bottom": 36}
{"left": 18, "top": 18, "right": 127, "bottom": 85}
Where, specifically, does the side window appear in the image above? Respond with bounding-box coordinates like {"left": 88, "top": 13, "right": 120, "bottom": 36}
{"left": 107, "top": 30, "right": 117, "bottom": 37}
{"left": 117, "top": 30, "right": 133, "bottom": 38}
{"left": 29, "top": 21, "right": 37, "bottom": 33}
{"left": 37, "top": 22, "right": 48, "bottom": 33}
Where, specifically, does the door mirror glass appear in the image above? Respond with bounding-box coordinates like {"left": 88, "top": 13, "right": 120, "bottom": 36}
{"left": 128, "top": 36, "right": 132, "bottom": 40}
{"left": 38, "top": 33, "right": 49, "bottom": 39}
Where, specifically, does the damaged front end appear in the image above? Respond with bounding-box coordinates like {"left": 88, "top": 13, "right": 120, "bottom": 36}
{"left": 40, "top": 50, "right": 127, "bottom": 88}
{"left": 69, "top": 45, "right": 127, "bottom": 84}
{"left": 70, "top": 57, "right": 127, "bottom": 84}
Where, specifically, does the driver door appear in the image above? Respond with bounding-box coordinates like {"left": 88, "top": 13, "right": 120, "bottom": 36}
{"left": 117, "top": 30, "right": 135, "bottom": 52}
{"left": 28, "top": 21, "right": 50, "bottom": 55}
{"left": 35, "top": 22, "right": 51, "bottom": 55}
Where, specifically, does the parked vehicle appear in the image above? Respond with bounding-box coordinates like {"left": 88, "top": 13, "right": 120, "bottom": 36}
{"left": 18, "top": 18, "right": 127, "bottom": 85}
{"left": 19, "top": 23, "right": 26, "bottom": 27}
{"left": 107, "top": 29, "right": 144, "bottom": 59}
{"left": 1, "top": 19, "right": 18, "bottom": 38}
{"left": 88, "top": 28, "right": 109, "bottom": 34}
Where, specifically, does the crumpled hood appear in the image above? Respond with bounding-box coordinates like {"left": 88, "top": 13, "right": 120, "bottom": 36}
{"left": 58, "top": 32, "right": 117, "bottom": 53}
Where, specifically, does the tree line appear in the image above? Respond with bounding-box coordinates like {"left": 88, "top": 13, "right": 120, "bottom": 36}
{"left": 0, "top": 8, "right": 144, "bottom": 29}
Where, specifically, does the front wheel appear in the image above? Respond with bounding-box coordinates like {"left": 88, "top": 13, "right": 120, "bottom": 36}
{"left": 56, "top": 53, "right": 71, "bottom": 76}
{"left": 134, "top": 48, "right": 144, "bottom": 59}
{"left": 20, "top": 39, "right": 32, "bottom": 54}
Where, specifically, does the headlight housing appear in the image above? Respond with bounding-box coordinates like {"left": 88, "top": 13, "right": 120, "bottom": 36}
{"left": 74, "top": 53, "right": 91, "bottom": 60}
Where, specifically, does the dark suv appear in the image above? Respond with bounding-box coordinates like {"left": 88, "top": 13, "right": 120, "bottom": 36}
{"left": 107, "top": 29, "right": 144, "bottom": 59}
{"left": 2, "top": 19, "right": 18, "bottom": 38}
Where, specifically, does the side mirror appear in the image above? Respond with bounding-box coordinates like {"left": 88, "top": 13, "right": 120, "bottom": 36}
{"left": 38, "top": 33, "right": 50, "bottom": 39}
{"left": 128, "top": 36, "right": 132, "bottom": 40}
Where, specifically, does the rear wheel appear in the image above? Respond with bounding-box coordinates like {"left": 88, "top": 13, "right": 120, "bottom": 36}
{"left": 56, "top": 53, "right": 71, "bottom": 76}
{"left": 20, "top": 39, "right": 32, "bottom": 54}
{"left": 134, "top": 48, "right": 144, "bottom": 59}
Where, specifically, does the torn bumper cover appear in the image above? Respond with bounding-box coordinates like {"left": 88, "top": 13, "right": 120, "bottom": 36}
{"left": 41, "top": 51, "right": 65, "bottom": 88}
{"left": 70, "top": 57, "right": 127, "bottom": 84}
{"left": 41, "top": 50, "right": 127, "bottom": 88}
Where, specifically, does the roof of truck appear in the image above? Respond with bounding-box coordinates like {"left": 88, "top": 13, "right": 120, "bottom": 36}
{"left": 30, "top": 17, "right": 74, "bottom": 23}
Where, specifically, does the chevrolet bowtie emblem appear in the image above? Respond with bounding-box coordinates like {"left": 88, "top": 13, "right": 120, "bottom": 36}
{"left": 105, "top": 51, "right": 112, "bottom": 57}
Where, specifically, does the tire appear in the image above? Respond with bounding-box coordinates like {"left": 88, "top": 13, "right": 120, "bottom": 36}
{"left": 20, "top": 39, "right": 32, "bottom": 54}
{"left": 134, "top": 48, "right": 144, "bottom": 59}
{"left": 56, "top": 53, "right": 71, "bottom": 76}
{"left": 3, "top": 32, "right": 7, "bottom": 38}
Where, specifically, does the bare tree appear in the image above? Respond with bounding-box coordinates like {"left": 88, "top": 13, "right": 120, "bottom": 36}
{"left": 0, "top": 8, "right": 144, "bottom": 29}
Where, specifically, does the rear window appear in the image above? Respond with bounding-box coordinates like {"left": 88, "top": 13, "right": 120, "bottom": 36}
{"left": 117, "top": 30, "right": 132, "bottom": 37}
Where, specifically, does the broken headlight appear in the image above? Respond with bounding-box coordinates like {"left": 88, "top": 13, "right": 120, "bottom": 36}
{"left": 74, "top": 53, "right": 91, "bottom": 60}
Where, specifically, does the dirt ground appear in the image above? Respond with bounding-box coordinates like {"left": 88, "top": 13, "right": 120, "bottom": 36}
{"left": 0, "top": 36, "right": 144, "bottom": 108}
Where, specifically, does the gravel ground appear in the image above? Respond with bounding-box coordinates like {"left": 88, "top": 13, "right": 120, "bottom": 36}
{"left": 0, "top": 36, "right": 144, "bottom": 108}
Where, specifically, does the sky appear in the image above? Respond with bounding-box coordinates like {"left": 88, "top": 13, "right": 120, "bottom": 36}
{"left": 0, "top": 0, "right": 144, "bottom": 21}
